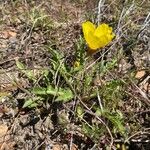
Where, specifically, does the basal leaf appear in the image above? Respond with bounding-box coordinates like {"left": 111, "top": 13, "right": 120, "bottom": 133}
{"left": 32, "top": 87, "right": 47, "bottom": 95}
{"left": 55, "top": 88, "right": 73, "bottom": 102}
{"left": 23, "top": 98, "right": 38, "bottom": 108}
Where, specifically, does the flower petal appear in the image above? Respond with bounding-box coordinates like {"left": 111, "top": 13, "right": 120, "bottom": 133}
{"left": 86, "top": 32, "right": 101, "bottom": 50}
{"left": 94, "top": 23, "right": 115, "bottom": 48}
{"left": 82, "top": 21, "right": 96, "bottom": 41}
{"left": 94, "top": 23, "right": 111, "bottom": 38}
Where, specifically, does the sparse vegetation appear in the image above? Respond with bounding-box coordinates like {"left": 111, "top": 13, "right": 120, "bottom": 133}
{"left": 0, "top": 0, "right": 149, "bottom": 150}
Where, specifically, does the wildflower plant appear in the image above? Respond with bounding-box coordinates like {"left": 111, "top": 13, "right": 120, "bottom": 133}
{"left": 18, "top": 18, "right": 126, "bottom": 149}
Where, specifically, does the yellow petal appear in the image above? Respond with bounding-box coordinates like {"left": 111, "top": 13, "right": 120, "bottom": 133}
{"left": 94, "top": 23, "right": 111, "bottom": 38}
{"left": 94, "top": 23, "right": 115, "bottom": 48}
{"left": 82, "top": 21, "right": 96, "bottom": 36}
{"left": 86, "top": 32, "right": 101, "bottom": 50}
{"left": 82, "top": 21, "right": 100, "bottom": 50}
{"left": 82, "top": 21, "right": 96, "bottom": 44}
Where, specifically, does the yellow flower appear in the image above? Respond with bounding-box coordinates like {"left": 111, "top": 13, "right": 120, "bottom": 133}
{"left": 82, "top": 21, "right": 115, "bottom": 50}
{"left": 73, "top": 61, "right": 80, "bottom": 68}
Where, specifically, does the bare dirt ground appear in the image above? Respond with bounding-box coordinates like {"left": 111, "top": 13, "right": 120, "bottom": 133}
{"left": 0, "top": 0, "right": 150, "bottom": 150}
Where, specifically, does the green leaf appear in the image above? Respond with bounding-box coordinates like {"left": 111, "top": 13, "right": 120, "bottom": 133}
{"left": 16, "top": 60, "right": 36, "bottom": 81}
{"left": 82, "top": 123, "right": 91, "bottom": 135}
{"left": 56, "top": 88, "right": 73, "bottom": 102}
{"left": 95, "top": 108, "right": 125, "bottom": 136}
{"left": 103, "top": 110, "right": 125, "bottom": 136}
{"left": 16, "top": 59, "right": 25, "bottom": 70}
{"left": 23, "top": 96, "right": 45, "bottom": 108}
{"left": 100, "top": 59, "right": 117, "bottom": 76}
{"left": 77, "top": 106, "right": 84, "bottom": 118}
{"left": 32, "top": 85, "right": 73, "bottom": 102}
{"left": 32, "top": 87, "right": 47, "bottom": 95}
{"left": 23, "top": 98, "right": 38, "bottom": 108}
{"left": 46, "top": 85, "right": 58, "bottom": 95}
